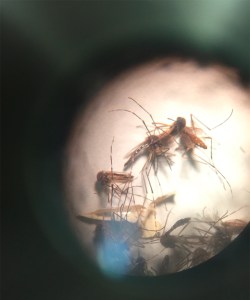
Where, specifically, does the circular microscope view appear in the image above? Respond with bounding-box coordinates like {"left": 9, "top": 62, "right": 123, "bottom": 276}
{"left": 64, "top": 58, "right": 250, "bottom": 277}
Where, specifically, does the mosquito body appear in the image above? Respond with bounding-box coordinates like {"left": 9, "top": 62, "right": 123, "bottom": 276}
{"left": 160, "top": 217, "right": 192, "bottom": 248}
{"left": 97, "top": 170, "right": 134, "bottom": 186}
{"left": 165, "top": 217, "right": 191, "bottom": 235}
{"left": 178, "top": 126, "right": 207, "bottom": 153}
{"left": 221, "top": 219, "right": 248, "bottom": 235}
{"left": 123, "top": 134, "right": 161, "bottom": 169}
{"left": 177, "top": 109, "right": 233, "bottom": 156}
{"left": 153, "top": 115, "right": 207, "bottom": 157}
{"left": 158, "top": 255, "right": 171, "bottom": 275}
{"left": 191, "top": 247, "right": 210, "bottom": 267}
{"left": 124, "top": 117, "right": 186, "bottom": 169}
{"left": 129, "top": 256, "right": 156, "bottom": 276}
{"left": 96, "top": 170, "right": 134, "bottom": 204}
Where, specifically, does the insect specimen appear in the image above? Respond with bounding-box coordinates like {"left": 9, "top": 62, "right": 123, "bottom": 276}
{"left": 154, "top": 110, "right": 233, "bottom": 195}
{"left": 113, "top": 98, "right": 227, "bottom": 194}
{"left": 96, "top": 170, "right": 134, "bottom": 201}
{"left": 123, "top": 113, "right": 187, "bottom": 170}
{"left": 129, "top": 255, "right": 156, "bottom": 276}
{"left": 177, "top": 121, "right": 207, "bottom": 154}
{"left": 78, "top": 193, "right": 175, "bottom": 238}
{"left": 158, "top": 254, "right": 171, "bottom": 275}
{"left": 189, "top": 207, "right": 249, "bottom": 260}
{"left": 159, "top": 217, "right": 218, "bottom": 271}
{"left": 77, "top": 193, "right": 175, "bottom": 276}
{"left": 152, "top": 114, "right": 207, "bottom": 159}
{"left": 77, "top": 204, "right": 143, "bottom": 223}
{"left": 163, "top": 217, "right": 191, "bottom": 236}
{"left": 96, "top": 137, "right": 135, "bottom": 206}
{"left": 154, "top": 109, "right": 233, "bottom": 160}
{"left": 190, "top": 247, "right": 210, "bottom": 267}
{"left": 111, "top": 97, "right": 176, "bottom": 170}
{"left": 221, "top": 218, "right": 248, "bottom": 235}
{"left": 112, "top": 98, "right": 188, "bottom": 193}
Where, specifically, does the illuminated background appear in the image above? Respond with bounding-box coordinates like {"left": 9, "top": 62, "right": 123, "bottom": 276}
{"left": 66, "top": 59, "right": 250, "bottom": 276}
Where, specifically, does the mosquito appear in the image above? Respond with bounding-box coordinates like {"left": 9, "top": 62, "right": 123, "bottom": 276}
{"left": 96, "top": 137, "right": 135, "bottom": 207}
{"left": 221, "top": 218, "right": 248, "bottom": 235}
{"left": 172, "top": 208, "right": 248, "bottom": 270}
{"left": 123, "top": 113, "right": 186, "bottom": 170}
{"left": 155, "top": 110, "right": 233, "bottom": 195}
{"left": 111, "top": 97, "right": 178, "bottom": 193}
{"left": 175, "top": 110, "right": 233, "bottom": 194}
{"left": 158, "top": 254, "right": 171, "bottom": 275}
{"left": 195, "top": 207, "right": 248, "bottom": 251}
{"left": 159, "top": 217, "right": 214, "bottom": 271}
{"left": 77, "top": 194, "right": 175, "bottom": 275}
{"left": 155, "top": 109, "right": 233, "bottom": 159}
{"left": 78, "top": 193, "right": 175, "bottom": 238}
{"left": 160, "top": 217, "right": 191, "bottom": 248}
{"left": 97, "top": 171, "right": 134, "bottom": 200}
{"left": 129, "top": 255, "right": 156, "bottom": 276}
{"left": 153, "top": 114, "right": 207, "bottom": 158}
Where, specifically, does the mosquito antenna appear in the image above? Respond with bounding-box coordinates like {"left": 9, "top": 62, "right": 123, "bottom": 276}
{"left": 110, "top": 108, "right": 151, "bottom": 135}
{"left": 128, "top": 97, "right": 156, "bottom": 125}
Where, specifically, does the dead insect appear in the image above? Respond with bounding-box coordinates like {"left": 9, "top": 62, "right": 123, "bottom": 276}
{"left": 123, "top": 109, "right": 187, "bottom": 170}
{"left": 159, "top": 217, "right": 214, "bottom": 271}
{"left": 221, "top": 219, "right": 248, "bottom": 235}
{"left": 164, "top": 217, "right": 191, "bottom": 236}
{"left": 153, "top": 114, "right": 207, "bottom": 158}
{"left": 208, "top": 226, "right": 232, "bottom": 255}
{"left": 78, "top": 193, "right": 175, "bottom": 239}
{"left": 158, "top": 254, "right": 171, "bottom": 275}
{"left": 160, "top": 217, "right": 193, "bottom": 249}
{"left": 97, "top": 171, "right": 134, "bottom": 196}
{"left": 190, "top": 247, "right": 210, "bottom": 267}
{"left": 177, "top": 122, "right": 207, "bottom": 154}
{"left": 129, "top": 255, "right": 156, "bottom": 276}
{"left": 111, "top": 98, "right": 180, "bottom": 193}
{"left": 160, "top": 217, "right": 191, "bottom": 248}
{"left": 160, "top": 233, "right": 211, "bottom": 272}
{"left": 96, "top": 137, "right": 135, "bottom": 205}
{"left": 179, "top": 109, "right": 233, "bottom": 159}
{"left": 111, "top": 97, "right": 176, "bottom": 169}
{"left": 97, "top": 171, "right": 134, "bottom": 185}
{"left": 178, "top": 239, "right": 215, "bottom": 270}
{"left": 193, "top": 207, "right": 248, "bottom": 256}
{"left": 123, "top": 134, "right": 174, "bottom": 171}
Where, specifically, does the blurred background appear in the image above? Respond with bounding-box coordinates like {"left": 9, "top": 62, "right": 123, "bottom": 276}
{"left": 1, "top": 1, "right": 249, "bottom": 300}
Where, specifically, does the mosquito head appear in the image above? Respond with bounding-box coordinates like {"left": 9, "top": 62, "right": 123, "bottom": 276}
{"left": 97, "top": 171, "right": 107, "bottom": 184}
{"left": 176, "top": 117, "right": 186, "bottom": 130}
{"left": 170, "top": 117, "right": 186, "bottom": 135}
